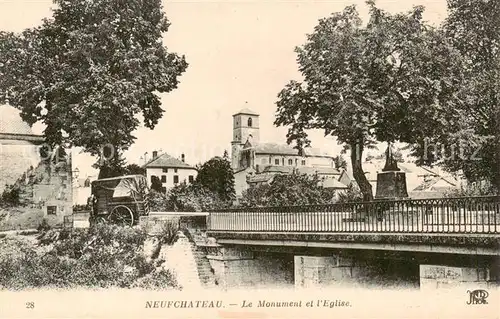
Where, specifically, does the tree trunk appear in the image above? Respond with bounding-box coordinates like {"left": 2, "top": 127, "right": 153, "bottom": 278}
{"left": 495, "top": 102, "right": 500, "bottom": 195}
{"left": 350, "top": 141, "right": 374, "bottom": 201}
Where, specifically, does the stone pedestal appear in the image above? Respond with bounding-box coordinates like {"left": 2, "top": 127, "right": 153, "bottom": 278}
{"left": 375, "top": 171, "right": 408, "bottom": 199}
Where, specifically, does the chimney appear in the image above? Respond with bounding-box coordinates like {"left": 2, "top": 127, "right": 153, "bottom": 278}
{"left": 152, "top": 151, "right": 158, "bottom": 159}
{"left": 181, "top": 153, "right": 185, "bottom": 162}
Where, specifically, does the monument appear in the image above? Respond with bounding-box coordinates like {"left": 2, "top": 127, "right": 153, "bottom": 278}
{"left": 375, "top": 142, "right": 408, "bottom": 199}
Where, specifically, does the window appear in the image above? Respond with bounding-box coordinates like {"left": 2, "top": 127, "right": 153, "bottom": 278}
{"left": 174, "top": 175, "right": 179, "bottom": 184}
{"left": 161, "top": 187, "right": 167, "bottom": 193}
{"left": 248, "top": 117, "right": 253, "bottom": 127}
{"left": 174, "top": 168, "right": 178, "bottom": 173}
{"left": 301, "top": 160, "right": 306, "bottom": 165}
{"left": 161, "top": 175, "right": 167, "bottom": 183}
{"left": 274, "top": 159, "right": 280, "bottom": 165}
{"left": 188, "top": 175, "right": 194, "bottom": 183}
{"left": 295, "top": 159, "right": 298, "bottom": 166}
{"left": 288, "top": 159, "right": 293, "bottom": 165}
{"left": 162, "top": 168, "right": 168, "bottom": 173}
{"left": 47, "top": 206, "right": 57, "bottom": 215}
{"left": 150, "top": 175, "right": 155, "bottom": 184}
{"left": 269, "top": 157, "right": 272, "bottom": 164}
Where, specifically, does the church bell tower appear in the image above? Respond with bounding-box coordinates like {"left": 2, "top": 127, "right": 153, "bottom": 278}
{"left": 231, "top": 106, "right": 260, "bottom": 170}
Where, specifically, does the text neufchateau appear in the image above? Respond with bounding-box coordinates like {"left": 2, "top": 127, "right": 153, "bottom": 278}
{"left": 145, "top": 299, "right": 350, "bottom": 308}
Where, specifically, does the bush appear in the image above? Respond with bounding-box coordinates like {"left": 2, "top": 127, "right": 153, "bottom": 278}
{"left": 445, "top": 181, "right": 496, "bottom": 197}
{"left": 336, "top": 183, "right": 364, "bottom": 203}
{"left": 37, "top": 218, "right": 52, "bottom": 233}
{"left": 239, "top": 173, "right": 337, "bottom": 207}
{"left": 0, "top": 224, "right": 179, "bottom": 290}
{"left": 158, "top": 220, "right": 179, "bottom": 245}
{"left": 0, "top": 185, "right": 21, "bottom": 207}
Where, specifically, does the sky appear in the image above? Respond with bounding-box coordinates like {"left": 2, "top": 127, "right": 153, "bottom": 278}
{"left": 0, "top": 0, "right": 449, "bottom": 177}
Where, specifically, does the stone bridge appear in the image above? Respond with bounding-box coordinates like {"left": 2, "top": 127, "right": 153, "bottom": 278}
{"left": 205, "top": 196, "right": 500, "bottom": 290}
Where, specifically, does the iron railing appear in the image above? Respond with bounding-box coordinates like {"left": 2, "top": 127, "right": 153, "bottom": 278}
{"left": 208, "top": 196, "right": 500, "bottom": 234}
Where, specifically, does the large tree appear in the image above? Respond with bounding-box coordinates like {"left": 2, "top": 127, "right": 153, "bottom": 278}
{"left": 0, "top": 0, "right": 188, "bottom": 177}
{"left": 411, "top": 0, "right": 500, "bottom": 193}
{"left": 274, "top": 2, "right": 461, "bottom": 200}
{"left": 195, "top": 151, "right": 236, "bottom": 202}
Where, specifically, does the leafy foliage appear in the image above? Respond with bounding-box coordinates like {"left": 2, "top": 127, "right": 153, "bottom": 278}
{"left": 333, "top": 155, "right": 348, "bottom": 170}
{"left": 124, "top": 164, "right": 146, "bottom": 176}
{"left": 239, "top": 173, "right": 336, "bottom": 207}
{"left": 147, "top": 184, "right": 228, "bottom": 212}
{"left": 274, "top": 2, "right": 461, "bottom": 200}
{"left": 0, "top": 0, "right": 188, "bottom": 172}
{"left": 0, "top": 185, "right": 20, "bottom": 207}
{"left": 0, "top": 224, "right": 179, "bottom": 290}
{"left": 166, "top": 183, "right": 228, "bottom": 212}
{"left": 410, "top": 0, "right": 500, "bottom": 192}
{"left": 195, "top": 154, "right": 236, "bottom": 202}
{"left": 336, "top": 183, "right": 364, "bottom": 203}
{"left": 150, "top": 175, "right": 163, "bottom": 193}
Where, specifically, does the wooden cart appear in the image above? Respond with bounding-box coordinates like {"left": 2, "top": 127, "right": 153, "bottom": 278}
{"left": 89, "top": 175, "right": 150, "bottom": 227}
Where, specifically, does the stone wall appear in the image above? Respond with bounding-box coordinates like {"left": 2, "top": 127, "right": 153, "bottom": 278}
{"left": 207, "top": 247, "right": 294, "bottom": 289}
{"left": 0, "top": 154, "right": 73, "bottom": 230}
{"left": 420, "top": 264, "right": 498, "bottom": 290}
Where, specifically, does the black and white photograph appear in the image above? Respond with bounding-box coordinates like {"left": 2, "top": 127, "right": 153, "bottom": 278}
{"left": 0, "top": 0, "right": 498, "bottom": 318}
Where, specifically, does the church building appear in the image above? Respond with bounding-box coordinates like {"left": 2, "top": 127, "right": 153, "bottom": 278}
{"left": 231, "top": 108, "right": 349, "bottom": 196}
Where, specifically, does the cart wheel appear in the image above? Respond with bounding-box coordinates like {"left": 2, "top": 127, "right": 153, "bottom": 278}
{"left": 108, "top": 205, "right": 134, "bottom": 227}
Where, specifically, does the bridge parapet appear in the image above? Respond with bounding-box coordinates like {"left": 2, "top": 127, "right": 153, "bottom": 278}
{"left": 208, "top": 196, "right": 500, "bottom": 234}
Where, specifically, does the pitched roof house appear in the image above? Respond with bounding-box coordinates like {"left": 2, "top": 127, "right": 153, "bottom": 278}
{"left": 144, "top": 152, "right": 197, "bottom": 193}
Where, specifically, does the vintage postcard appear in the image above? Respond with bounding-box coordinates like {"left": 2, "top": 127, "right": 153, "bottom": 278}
{"left": 0, "top": 0, "right": 498, "bottom": 318}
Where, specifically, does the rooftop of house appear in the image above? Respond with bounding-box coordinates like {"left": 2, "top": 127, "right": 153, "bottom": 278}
{"left": 0, "top": 103, "right": 42, "bottom": 137}
{"left": 244, "top": 142, "right": 334, "bottom": 158}
{"left": 259, "top": 165, "right": 341, "bottom": 175}
{"left": 247, "top": 172, "right": 275, "bottom": 184}
{"left": 145, "top": 153, "right": 196, "bottom": 169}
{"left": 322, "top": 178, "right": 349, "bottom": 189}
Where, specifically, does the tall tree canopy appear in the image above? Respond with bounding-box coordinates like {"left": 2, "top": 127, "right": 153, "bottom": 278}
{"left": 0, "top": 0, "right": 188, "bottom": 176}
{"left": 274, "top": 2, "right": 461, "bottom": 200}
{"left": 411, "top": 0, "right": 500, "bottom": 192}
{"left": 195, "top": 152, "right": 236, "bottom": 202}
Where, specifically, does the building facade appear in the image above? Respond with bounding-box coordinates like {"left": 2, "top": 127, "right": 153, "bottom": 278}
{"left": 0, "top": 103, "right": 72, "bottom": 230}
{"left": 230, "top": 108, "right": 348, "bottom": 196}
{"left": 145, "top": 152, "right": 197, "bottom": 193}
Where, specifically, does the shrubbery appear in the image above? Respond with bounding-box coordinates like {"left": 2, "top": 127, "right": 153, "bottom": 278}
{"left": 0, "top": 185, "right": 21, "bottom": 207}
{"left": 148, "top": 183, "right": 230, "bottom": 212}
{"left": 0, "top": 224, "right": 179, "bottom": 290}
{"left": 239, "top": 173, "right": 337, "bottom": 207}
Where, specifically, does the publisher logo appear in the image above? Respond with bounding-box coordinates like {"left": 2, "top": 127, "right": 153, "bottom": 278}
{"left": 466, "top": 289, "right": 489, "bottom": 305}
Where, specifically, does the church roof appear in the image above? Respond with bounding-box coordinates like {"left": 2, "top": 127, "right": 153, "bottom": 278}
{"left": 234, "top": 108, "right": 259, "bottom": 116}
{"left": 0, "top": 104, "right": 37, "bottom": 135}
{"left": 249, "top": 142, "right": 334, "bottom": 158}
{"left": 260, "top": 165, "right": 340, "bottom": 175}
{"left": 145, "top": 153, "right": 196, "bottom": 169}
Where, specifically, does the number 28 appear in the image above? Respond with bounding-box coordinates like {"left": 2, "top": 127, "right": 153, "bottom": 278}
{"left": 26, "top": 302, "right": 35, "bottom": 309}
